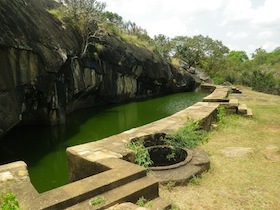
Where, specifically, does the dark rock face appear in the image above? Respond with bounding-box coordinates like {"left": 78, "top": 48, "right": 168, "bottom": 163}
{"left": 0, "top": 0, "right": 198, "bottom": 138}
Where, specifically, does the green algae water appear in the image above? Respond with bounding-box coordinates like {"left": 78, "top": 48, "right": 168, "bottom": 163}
{"left": 0, "top": 92, "right": 206, "bottom": 192}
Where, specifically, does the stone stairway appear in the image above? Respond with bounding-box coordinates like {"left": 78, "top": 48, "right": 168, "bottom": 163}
{"left": 201, "top": 84, "right": 253, "bottom": 117}
{"left": 231, "top": 86, "right": 242, "bottom": 94}
{"left": 29, "top": 158, "right": 172, "bottom": 210}
{"left": 69, "top": 176, "right": 169, "bottom": 210}
{"left": 227, "top": 97, "right": 253, "bottom": 117}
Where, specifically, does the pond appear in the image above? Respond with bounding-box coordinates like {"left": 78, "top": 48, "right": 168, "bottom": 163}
{"left": 0, "top": 92, "right": 207, "bottom": 192}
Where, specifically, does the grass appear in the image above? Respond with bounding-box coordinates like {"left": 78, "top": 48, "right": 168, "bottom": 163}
{"left": 0, "top": 192, "right": 20, "bottom": 210}
{"left": 160, "top": 87, "right": 280, "bottom": 209}
{"left": 118, "top": 32, "right": 155, "bottom": 51}
{"left": 136, "top": 196, "right": 147, "bottom": 207}
{"left": 90, "top": 197, "right": 106, "bottom": 206}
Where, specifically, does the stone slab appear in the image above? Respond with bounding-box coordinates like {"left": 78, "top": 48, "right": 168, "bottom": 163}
{"left": 220, "top": 147, "right": 254, "bottom": 157}
{"left": 238, "top": 103, "right": 248, "bottom": 114}
{"left": 203, "top": 86, "right": 229, "bottom": 102}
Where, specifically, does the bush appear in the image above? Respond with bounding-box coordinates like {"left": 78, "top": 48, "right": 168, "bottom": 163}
{"left": 166, "top": 120, "right": 208, "bottom": 149}
{"left": 127, "top": 140, "right": 153, "bottom": 168}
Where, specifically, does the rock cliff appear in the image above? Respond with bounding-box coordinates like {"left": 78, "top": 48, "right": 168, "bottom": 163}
{"left": 0, "top": 0, "right": 198, "bottom": 138}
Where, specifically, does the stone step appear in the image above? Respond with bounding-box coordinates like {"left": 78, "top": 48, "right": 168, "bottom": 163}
{"left": 32, "top": 159, "right": 147, "bottom": 209}
{"left": 146, "top": 197, "right": 172, "bottom": 210}
{"left": 229, "top": 98, "right": 239, "bottom": 106}
{"left": 226, "top": 98, "right": 239, "bottom": 114}
{"left": 231, "top": 86, "right": 242, "bottom": 94}
{"left": 238, "top": 103, "right": 248, "bottom": 115}
{"left": 202, "top": 86, "right": 230, "bottom": 103}
{"left": 246, "top": 108, "right": 253, "bottom": 117}
{"left": 69, "top": 176, "right": 160, "bottom": 210}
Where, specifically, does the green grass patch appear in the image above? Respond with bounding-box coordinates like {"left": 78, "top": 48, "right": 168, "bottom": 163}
{"left": 166, "top": 120, "right": 208, "bottom": 149}
{"left": 90, "top": 197, "right": 106, "bottom": 206}
{"left": 0, "top": 192, "right": 20, "bottom": 210}
{"left": 136, "top": 196, "right": 147, "bottom": 207}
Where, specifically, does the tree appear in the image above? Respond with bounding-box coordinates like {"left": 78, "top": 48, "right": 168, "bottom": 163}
{"left": 154, "top": 34, "right": 171, "bottom": 59}
{"left": 251, "top": 47, "right": 268, "bottom": 65}
{"left": 171, "top": 35, "right": 229, "bottom": 74}
{"left": 267, "top": 47, "right": 280, "bottom": 65}
{"left": 228, "top": 50, "right": 248, "bottom": 63}
{"left": 63, "top": 0, "right": 107, "bottom": 57}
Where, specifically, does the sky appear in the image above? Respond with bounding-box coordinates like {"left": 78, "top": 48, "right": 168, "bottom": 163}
{"left": 102, "top": 0, "right": 280, "bottom": 56}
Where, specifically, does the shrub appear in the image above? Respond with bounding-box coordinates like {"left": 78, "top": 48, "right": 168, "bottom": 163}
{"left": 217, "top": 105, "right": 226, "bottom": 125}
{"left": 166, "top": 120, "right": 208, "bottom": 149}
{"left": 127, "top": 140, "right": 153, "bottom": 168}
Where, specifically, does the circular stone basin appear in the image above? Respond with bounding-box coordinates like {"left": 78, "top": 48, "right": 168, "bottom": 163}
{"left": 148, "top": 146, "right": 193, "bottom": 171}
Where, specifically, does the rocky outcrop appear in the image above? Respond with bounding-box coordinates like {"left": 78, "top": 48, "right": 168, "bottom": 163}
{"left": 0, "top": 0, "right": 198, "bottom": 138}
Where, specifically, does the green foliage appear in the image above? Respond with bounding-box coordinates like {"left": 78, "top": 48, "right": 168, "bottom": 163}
{"left": 189, "top": 175, "right": 202, "bottom": 185}
{"left": 212, "top": 76, "right": 225, "bottom": 85}
{"left": 127, "top": 120, "right": 208, "bottom": 172}
{"left": 154, "top": 34, "right": 172, "bottom": 59}
{"left": 136, "top": 196, "right": 147, "bottom": 207}
{"left": 171, "top": 35, "right": 229, "bottom": 69}
{"left": 228, "top": 50, "right": 249, "bottom": 63}
{"left": 127, "top": 140, "right": 153, "bottom": 168}
{"left": 0, "top": 192, "right": 20, "bottom": 210}
{"left": 48, "top": 7, "right": 67, "bottom": 20}
{"left": 166, "top": 152, "right": 176, "bottom": 161}
{"left": 165, "top": 181, "right": 176, "bottom": 190}
{"left": 171, "top": 204, "right": 180, "bottom": 210}
{"left": 170, "top": 57, "right": 180, "bottom": 67}
{"left": 250, "top": 69, "right": 279, "bottom": 94}
{"left": 166, "top": 120, "right": 208, "bottom": 149}
{"left": 90, "top": 197, "right": 106, "bottom": 206}
{"left": 217, "top": 106, "right": 226, "bottom": 125}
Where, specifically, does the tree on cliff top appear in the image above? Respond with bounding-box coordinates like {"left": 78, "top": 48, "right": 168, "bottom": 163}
{"left": 57, "top": 0, "right": 107, "bottom": 57}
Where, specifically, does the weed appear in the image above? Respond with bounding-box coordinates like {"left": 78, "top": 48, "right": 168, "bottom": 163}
{"left": 166, "top": 152, "right": 176, "bottom": 161}
{"left": 127, "top": 120, "right": 208, "bottom": 168}
{"left": 0, "top": 192, "right": 20, "bottom": 210}
{"left": 166, "top": 120, "right": 208, "bottom": 149}
{"left": 171, "top": 204, "right": 180, "bottom": 210}
{"left": 165, "top": 181, "right": 176, "bottom": 191}
{"left": 90, "top": 197, "right": 106, "bottom": 206}
{"left": 136, "top": 196, "right": 147, "bottom": 207}
{"left": 189, "top": 175, "right": 202, "bottom": 185}
{"left": 127, "top": 140, "right": 153, "bottom": 168}
{"left": 217, "top": 105, "right": 226, "bottom": 124}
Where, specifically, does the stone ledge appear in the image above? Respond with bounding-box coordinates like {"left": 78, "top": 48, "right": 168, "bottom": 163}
{"left": 202, "top": 84, "right": 230, "bottom": 102}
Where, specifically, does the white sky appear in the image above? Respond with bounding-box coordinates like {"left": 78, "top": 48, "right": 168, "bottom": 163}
{"left": 102, "top": 0, "right": 280, "bottom": 56}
